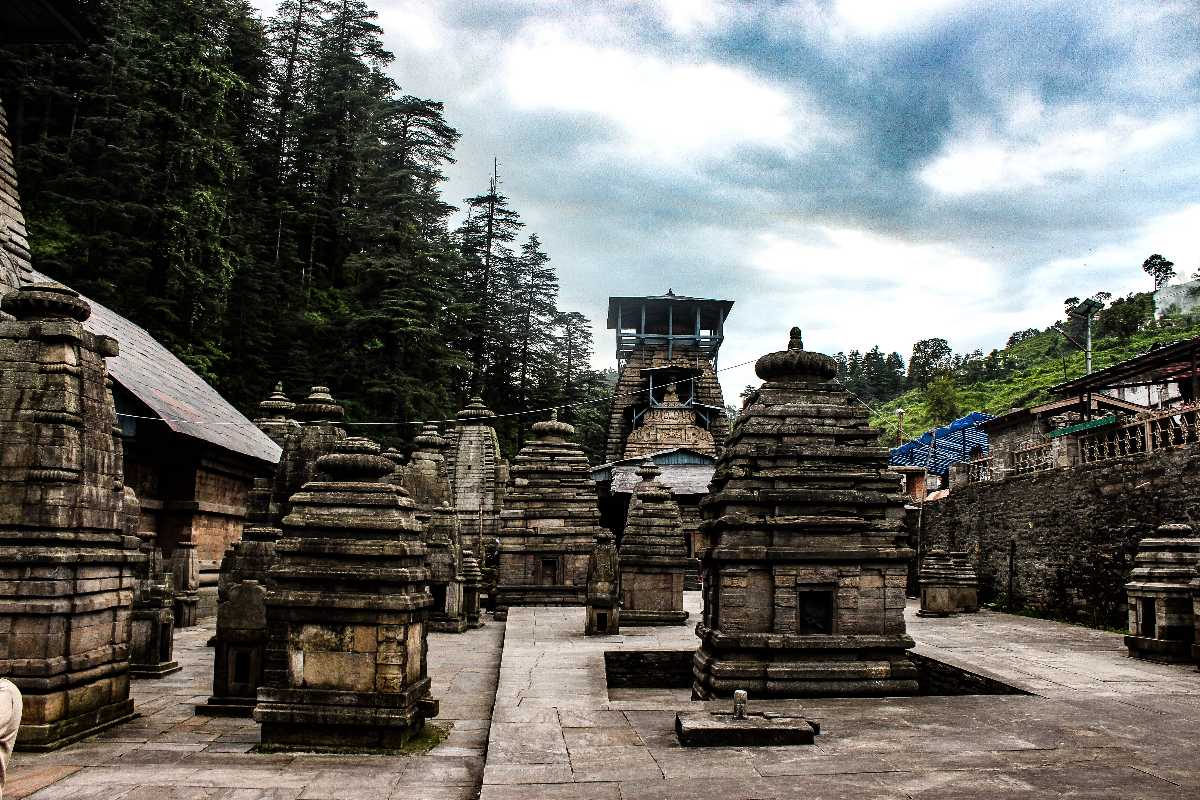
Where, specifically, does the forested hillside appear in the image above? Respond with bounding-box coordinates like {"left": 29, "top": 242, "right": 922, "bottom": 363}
{"left": 0, "top": 0, "right": 612, "bottom": 458}
{"left": 847, "top": 285, "right": 1200, "bottom": 444}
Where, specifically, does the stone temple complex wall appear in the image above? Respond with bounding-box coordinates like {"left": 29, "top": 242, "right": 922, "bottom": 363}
{"left": 922, "top": 444, "right": 1200, "bottom": 629}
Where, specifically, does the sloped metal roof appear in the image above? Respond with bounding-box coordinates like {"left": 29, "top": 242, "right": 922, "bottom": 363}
{"left": 32, "top": 270, "right": 281, "bottom": 467}
{"left": 609, "top": 464, "right": 714, "bottom": 496}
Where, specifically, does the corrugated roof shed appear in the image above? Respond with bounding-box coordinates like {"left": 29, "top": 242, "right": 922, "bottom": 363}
{"left": 593, "top": 447, "right": 715, "bottom": 495}
{"left": 32, "top": 269, "right": 281, "bottom": 467}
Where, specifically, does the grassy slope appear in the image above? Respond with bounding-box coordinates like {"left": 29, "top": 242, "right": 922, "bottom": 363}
{"left": 869, "top": 318, "right": 1200, "bottom": 443}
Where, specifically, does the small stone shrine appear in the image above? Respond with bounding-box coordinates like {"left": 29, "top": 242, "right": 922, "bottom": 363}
{"left": 948, "top": 550, "right": 979, "bottom": 613}
{"left": 198, "top": 479, "right": 280, "bottom": 716}
{"left": 396, "top": 424, "right": 465, "bottom": 633}
{"left": 460, "top": 549, "right": 484, "bottom": 629}
{"left": 255, "top": 437, "right": 438, "bottom": 750}
{"left": 585, "top": 532, "right": 621, "bottom": 635}
{"left": 127, "top": 486, "right": 180, "bottom": 677}
{"left": 1125, "top": 524, "right": 1200, "bottom": 662}
{"left": 495, "top": 411, "right": 605, "bottom": 618}
{"left": 253, "top": 383, "right": 300, "bottom": 448}
{"left": 619, "top": 461, "right": 689, "bottom": 626}
{"left": 269, "top": 386, "right": 347, "bottom": 526}
{"left": 917, "top": 549, "right": 958, "bottom": 617}
{"left": 0, "top": 283, "right": 143, "bottom": 750}
{"left": 446, "top": 397, "right": 508, "bottom": 558}
{"left": 692, "top": 327, "right": 917, "bottom": 699}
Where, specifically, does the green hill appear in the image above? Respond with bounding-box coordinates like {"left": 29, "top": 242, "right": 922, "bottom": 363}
{"left": 869, "top": 315, "right": 1200, "bottom": 444}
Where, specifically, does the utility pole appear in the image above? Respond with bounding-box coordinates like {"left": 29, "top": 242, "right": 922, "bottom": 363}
{"left": 895, "top": 408, "right": 905, "bottom": 446}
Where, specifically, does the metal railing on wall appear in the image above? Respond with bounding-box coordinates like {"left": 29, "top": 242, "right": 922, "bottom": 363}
{"left": 1080, "top": 403, "right": 1200, "bottom": 465}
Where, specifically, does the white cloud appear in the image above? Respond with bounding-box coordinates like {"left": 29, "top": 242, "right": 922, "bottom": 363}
{"left": 500, "top": 24, "right": 815, "bottom": 162}
{"left": 920, "top": 99, "right": 1195, "bottom": 196}
{"left": 832, "top": 0, "right": 968, "bottom": 37}
{"left": 645, "top": 0, "right": 740, "bottom": 36}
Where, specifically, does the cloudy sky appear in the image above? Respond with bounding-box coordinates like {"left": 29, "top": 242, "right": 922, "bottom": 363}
{"left": 260, "top": 0, "right": 1200, "bottom": 398}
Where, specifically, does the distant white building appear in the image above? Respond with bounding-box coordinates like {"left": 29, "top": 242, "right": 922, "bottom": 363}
{"left": 1154, "top": 277, "right": 1200, "bottom": 319}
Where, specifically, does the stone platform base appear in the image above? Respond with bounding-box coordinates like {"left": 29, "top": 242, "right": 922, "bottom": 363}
{"left": 195, "top": 697, "right": 256, "bottom": 717}
{"left": 430, "top": 617, "right": 469, "bottom": 634}
{"left": 621, "top": 609, "right": 689, "bottom": 626}
{"left": 692, "top": 637, "right": 920, "bottom": 699}
{"left": 130, "top": 660, "right": 182, "bottom": 678}
{"left": 1125, "top": 634, "right": 1193, "bottom": 663}
{"left": 256, "top": 693, "right": 440, "bottom": 752}
{"left": 675, "top": 709, "right": 819, "bottom": 747}
{"left": 17, "top": 699, "right": 137, "bottom": 752}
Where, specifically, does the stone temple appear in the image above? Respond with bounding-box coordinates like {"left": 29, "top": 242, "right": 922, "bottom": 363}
{"left": 495, "top": 412, "right": 606, "bottom": 618}
{"left": 255, "top": 436, "right": 438, "bottom": 750}
{"left": 0, "top": 283, "right": 142, "bottom": 749}
{"left": 619, "top": 461, "right": 690, "bottom": 626}
{"left": 692, "top": 327, "right": 918, "bottom": 699}
{"left": 446, "top": 397, "right": 508, "bottom": 562}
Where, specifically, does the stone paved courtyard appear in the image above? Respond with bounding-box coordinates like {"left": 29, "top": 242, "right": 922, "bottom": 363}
{"left": 6, "top": 620, "right": 504, "bottom": 800}
{"left": 8, "top": 594, "right": 1200, "bottom": 799}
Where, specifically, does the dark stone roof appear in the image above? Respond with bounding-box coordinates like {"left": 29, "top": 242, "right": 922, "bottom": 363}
{"left": 32, "top": 269, "right": 281, "bottom": 467}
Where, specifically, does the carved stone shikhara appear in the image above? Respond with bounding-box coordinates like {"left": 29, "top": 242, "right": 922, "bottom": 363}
{"left": 461, "top": 548, "right": 484, "bottom": 629}
{"left": 270, "top": 386, "right": 348, "bottom": 526}
{"left": 585, "top": 532, "right": 621, "bottom": 635}
{"left": 619, "top": 462, "right": 689, "bottom": 626}
{"left": 393, "top": 424, "right": 465, "bottom": 633}
{"left": 253, "top": 383, "right": 300, "bottom": 448}
{"left": 446, "top": 397, "right": 507, "bottom": 563}
{"left": 1125, "top": 524, "right": 1200, "bottom": 663}
{"left": 198, "top": 478, "right": 279, "bottom": 716}
{"left": 255, "top": 437, "right": 438, "bottom": 750}
{"left": 495, "top": 412, "right": 606, "bottom": 618}
{"left": 692, "top": 327, "right": 918, "bottom": 699}
{"left": 623, "top": 386, "right": 716, "bottom": 459}
{"left": 0, "top": 283, "right": 143, "bottom": 750}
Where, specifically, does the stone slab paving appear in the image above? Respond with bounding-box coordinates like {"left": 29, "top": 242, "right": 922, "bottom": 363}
{"left": 6, "top": 616, "right": 505, "bottom": 800}
{"left": 481, "top": 593, "right": 1200, "bottom": 799}
{"left": 9, "top": 594, "right": 1200, "bottom": 799}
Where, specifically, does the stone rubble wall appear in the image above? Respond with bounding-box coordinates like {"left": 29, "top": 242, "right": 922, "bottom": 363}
{"left": 922, "top": 444, "right": 1200, "bottom": 628}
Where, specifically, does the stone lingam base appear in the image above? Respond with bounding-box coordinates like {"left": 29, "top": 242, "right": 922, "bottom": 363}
{"left": 675, "top": 692, "right": 819, "bottom": 747}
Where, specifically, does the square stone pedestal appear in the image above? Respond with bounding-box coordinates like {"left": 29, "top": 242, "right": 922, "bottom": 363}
{"left": 676, "top": 701, "right": 820, "bottom": 747}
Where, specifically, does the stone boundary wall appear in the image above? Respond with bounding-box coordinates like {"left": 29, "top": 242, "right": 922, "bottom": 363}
{"left": 922, "top": 445, "right": 1200, "bottom": 629}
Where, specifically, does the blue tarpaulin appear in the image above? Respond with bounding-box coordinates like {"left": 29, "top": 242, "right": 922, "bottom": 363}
{"left": 889, "top": 411, "right": 994, "bottom": 477}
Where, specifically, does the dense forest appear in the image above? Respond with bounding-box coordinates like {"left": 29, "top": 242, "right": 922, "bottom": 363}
{"left": 0, "top": 0, "right": 613, "bottom": 458}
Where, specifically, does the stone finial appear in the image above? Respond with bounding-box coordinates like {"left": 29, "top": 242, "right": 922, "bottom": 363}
{"left": 382, "top": 446, "right": 405, "bottom": 467}
{"left": 636, "top": 460, "right": 662, "bottom": 482}
{"left": 257, "top": 382, "right": 295, "bottom": 418}
{"left": 1, "top": 282, "right": 90, "bottom": 322}
{"left": 754, "top": 326, "right": 837, "bottom": 382}
{"left": 314, "top": 437, "right": 394, "bottom": 481}
{"left": 531, "top": 409, "right": 575, "bottom": 440}
{"left": 456, "top": 396, "right": 497, "bottom": 421}
{"left": 733, "top": 689, "right": 748, "bottom": 719}
{"left": 413, "top": 422, "right": 447, "bottom": 451}
{"left": 295, "top": 385, "right": 344, "bottom": 421}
